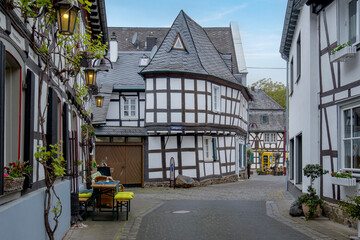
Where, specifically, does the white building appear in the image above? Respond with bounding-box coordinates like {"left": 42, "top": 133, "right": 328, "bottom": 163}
{"left": 93, "top": 10, "right": 251, "bottom": 186}
{"left": 280, "top": 0, "right": 360, "bottom": 201}
{"left": 0, "top": 1, "right": 108, "bottom": 239}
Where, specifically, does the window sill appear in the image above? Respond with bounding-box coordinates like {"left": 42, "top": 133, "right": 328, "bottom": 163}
{"left": 0, "top": 190, "right": 21, "bottom": 206}
{"left": 121, "top": 117, "right": 138, "bottom": 120}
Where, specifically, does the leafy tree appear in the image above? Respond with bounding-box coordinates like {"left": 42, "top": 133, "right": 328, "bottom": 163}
{"left": 251, "top": 78, "right": 286, "bottom": 108}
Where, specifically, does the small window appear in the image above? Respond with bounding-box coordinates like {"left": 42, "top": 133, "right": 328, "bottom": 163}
{"left": 296, "top": 34, "right": 301, "bottom": 81}
{"left": 262, "top": 115, "right": 269, "bottom": 124}
{"left": 122, "top": 97, "right": 138, "bottom": 119}
{"left": 338, "top": 0, "right": 360, "bottom": 45}
{"left": 96, "top": 137, "right": 110, "bottom": 142}
{"left": 139, "top": 55, "right": 149, "bottom": 66}
{"left": 173, "top": 34, "right": 185, "bottom": 50}
{"left": 203, "top": 136, "right": 217, "bottom": 161}
{"left": 264, "top": 133, "right": 277, "bottom": 143}
{"left": 290, "top": 58, "right": 294, "bottom": 95}
{"left": 212, "top": 85, "right": 221, "bottom": 113}
{"left": 127, "top": 137, "right": 142, "bottom": 143}
{"left": 113, "top": 137, "right": 125, "bottom": 142}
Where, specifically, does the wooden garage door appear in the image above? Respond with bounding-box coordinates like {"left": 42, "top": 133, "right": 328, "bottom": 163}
{"left": 95, "top": 145, "right": 143, "bottom": 185}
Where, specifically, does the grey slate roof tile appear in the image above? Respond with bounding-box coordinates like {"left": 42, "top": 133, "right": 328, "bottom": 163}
{"left": 248, "top": 88, "right": 285, "bottom": 132}
{"left": 140, "top": 11, "right": 239, "bottom": 85}
{"left": 92, "top": 51, "right": 149, "bottom": 123}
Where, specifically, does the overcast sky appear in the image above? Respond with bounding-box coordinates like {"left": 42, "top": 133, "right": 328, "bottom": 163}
{"left": 105, "top": 0, "right": 287, "bottom": 86}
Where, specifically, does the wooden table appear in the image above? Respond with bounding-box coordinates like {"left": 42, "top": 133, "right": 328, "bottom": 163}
{"left": 91, "top": 183, "right": 118, "bottom": 221}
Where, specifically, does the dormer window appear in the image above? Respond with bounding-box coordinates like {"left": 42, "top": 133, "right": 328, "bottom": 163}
{"left": 139, "top": 55, "right": 149, "bottom": 66}
{"left": 173, "top": 34, "right": 185, "bottom": 50}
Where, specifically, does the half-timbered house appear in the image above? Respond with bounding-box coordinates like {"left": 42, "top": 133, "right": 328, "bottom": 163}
{"left": 280, "top": 0, "right": 360, "bottom": 201}
{"left": 93, "top": 10, "right": 251, "bottom": 186}
{"left": 0, "top": 1, "right": 108, "bottom": 239}
{"left": 248, "top": 88, "right": 286, "bottom": 170}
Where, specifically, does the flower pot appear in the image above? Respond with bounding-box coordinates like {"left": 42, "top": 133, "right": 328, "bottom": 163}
{"left": 330, "top": 45, "right": 357, "bottom": 63}
{"left": 331, "top": 177, "right": 356, "bottom": 186}
{"left": 302, "top": 203, "right": 321, "bottom": 219}
{"left": 4, "top": 177, "right": 25, "bottom": 193}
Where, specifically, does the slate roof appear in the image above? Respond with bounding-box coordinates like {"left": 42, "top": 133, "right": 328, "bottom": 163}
{"left": 108, "top": 27, "right": 239, "bottom": 74}
{"left": 140, "top": 10, "right": 239, "bottom": 84}
{"left": 91, "top": 51, "right": 149, "bottom": 123}
{"left": 248, "top": 88, "right": 285, "bottom": 132}
{"left": 95, "top": 126, "right": 147, "bottom": 136}
{"left": 248, "top": 88, "right": 285, "bottom": 110}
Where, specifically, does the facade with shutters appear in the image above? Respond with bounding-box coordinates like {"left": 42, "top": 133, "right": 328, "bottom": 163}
{"left": 0, "top": 1, "right": 107, "bottom": 239}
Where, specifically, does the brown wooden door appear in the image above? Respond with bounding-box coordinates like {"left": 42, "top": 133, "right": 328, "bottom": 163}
{"left": 95, "top": 145, "right": 143, "bottom": 185}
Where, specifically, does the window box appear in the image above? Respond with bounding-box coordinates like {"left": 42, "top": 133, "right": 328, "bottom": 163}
{"left": 331, "top": 177, "right": 356, "bottom": 186}
{"left": 330, "top": 46, "right": 357, "bottom": 63}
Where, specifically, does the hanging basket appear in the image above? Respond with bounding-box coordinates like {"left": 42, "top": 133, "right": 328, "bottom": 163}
{"left": 331, "top": 177, "right": 356, "bottom": 187}
{"left": 4, "top": 177, "right": 25, "bottom": 193}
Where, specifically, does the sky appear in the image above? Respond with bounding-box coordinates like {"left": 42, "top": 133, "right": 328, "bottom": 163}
{"left": 105, "top": 0, "right": 288, "bottom": 86}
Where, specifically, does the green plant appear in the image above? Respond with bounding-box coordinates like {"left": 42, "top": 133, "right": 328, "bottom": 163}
{"left": 331, "top": 169, "right": 353, "bottom": 178}
{"left": 338, "top": 194, "right": 360, "bottom": 220}
{"left": 331, "top": 41, "right": 351, "bottom": 55}
{"left": 297, "top": 186, "right": 324, "bottom": 220}
{"left": 4, "top": 161, "right": 32, "bottom": 178}
{"left": 303, "top": 164, "right": 329, "bottom": 187}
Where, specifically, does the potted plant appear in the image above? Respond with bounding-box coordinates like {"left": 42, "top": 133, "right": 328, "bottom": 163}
{"left": 338, "top": 194, "right": 360, "bottom": 239}
{"left": 331, "top": 169, "right": 356, "bottom": 187}
{"left": 3, "top": 161, "right": 32, "bottom": 193}
{"left": 297, "top": 164, "right": 328, "bottom": 220}
{"left": 330, "top": 41, "right": 357, "bottom": 63}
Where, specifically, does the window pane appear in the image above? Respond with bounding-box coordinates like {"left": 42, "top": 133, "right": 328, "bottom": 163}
{"left": 131, "top": 99, "right": 135, "bottom": 105}
{"left": 113, "top": 137, "right": 125, "bottom": 142}
{"left": 131, "top": 105, "right": 135, "bottom": 111}
{"left": 124, "top": 111, "right": 129, "bottom": 116}
{"left": 96, "top": 137, "right": 110, "bottom": 142}
{"left": 131, "top": 111, "right": 136, "bottom": 116}
{"left": 344, "top": 109, "right": 351, "bottom": 138}
{"left": 345, "top": 140, "right": 351, "bottom": 168}
{"left": 124, "top": 105, "right": 129, "bottom": 111}
{"left": 353, "top": 107, "right": 360, "bottom": 137}
{"left": 127, "top": 137, "right": 142, "bottom": 143}
{"left": 349, "top": 0, "right": 357, "bottom": 44}
{"left": 353, "top": 139, "right": 360, "bottom": 168}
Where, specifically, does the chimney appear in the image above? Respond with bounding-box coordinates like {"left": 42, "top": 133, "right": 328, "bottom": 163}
{"left": 109, "top": 32, "right": 118, "bottom": 62}
{"left": 146, "top": 33, "right": 157, "bottom": 51}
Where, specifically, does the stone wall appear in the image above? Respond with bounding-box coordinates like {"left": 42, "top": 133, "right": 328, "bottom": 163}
{"left": 323, "top": 202, "right": 357, "bottom": 229}
{"left": 144, "top": 174, "right": 239, "bottom": 188}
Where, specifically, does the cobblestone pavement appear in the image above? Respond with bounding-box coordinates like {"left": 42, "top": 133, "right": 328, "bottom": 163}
{"left": 64, "top": 175, "right": 357, "bottom": 240}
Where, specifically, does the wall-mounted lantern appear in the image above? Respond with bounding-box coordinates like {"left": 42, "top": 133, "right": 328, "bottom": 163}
{"left": 95, "top": 96, "right": 104, "bottom": 108}
{"left": 84, "top": 68, "right": 97, "bottom": 87}
{"left": 55, "top": 0, "right": 80, "bottom": 35}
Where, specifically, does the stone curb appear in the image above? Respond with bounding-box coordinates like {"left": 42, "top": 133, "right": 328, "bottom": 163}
{"left": 115, "top": 201, "right": 164, "bottom": 240}
{"left": 266, "top": 200, "right": 330, "bottom": 240}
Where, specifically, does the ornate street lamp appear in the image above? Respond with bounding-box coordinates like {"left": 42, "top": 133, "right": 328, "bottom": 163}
{"left": 55, "top": 0, "right": 80, "bottom": 35}
{"left": 95, "top": 96, "right": 104, "bottom": 108}
{"left": 84, "top": 68, "right": 97, "bottom": 87}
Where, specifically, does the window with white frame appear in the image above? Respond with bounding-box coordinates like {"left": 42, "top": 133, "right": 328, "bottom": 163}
{"left": 296, "top": 34, "right": 301, "bottom": 81}
{"left": 342, "top": 106, "right": 360, "bottom": 169}
{"left": 338, "top": 0, "right": 360, "bottom": 45}
{"left": 203, "top": 136, "right": 218, "bottom": 161}
{"left": 122, "top": 97, "right": 138, "bottom": 119}
{"left": 264, "top": 133, "right": 277, "bottom": 143}
{"left": 212, "top": 85, "right": 220, "bottom": 112}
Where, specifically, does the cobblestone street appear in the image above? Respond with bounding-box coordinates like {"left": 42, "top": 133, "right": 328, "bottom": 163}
{"left": 64, "top": 175, "right": 357, "bottom": 240}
